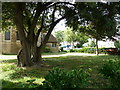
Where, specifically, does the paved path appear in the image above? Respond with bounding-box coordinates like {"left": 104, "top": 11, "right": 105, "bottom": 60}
{"left": 0, "top": 53, "right": 105, "bottom": 60}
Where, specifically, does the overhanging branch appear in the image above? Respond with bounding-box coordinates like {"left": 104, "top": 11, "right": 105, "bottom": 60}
{"left": 39, "top": 16, "right": 65, "bottom": 52}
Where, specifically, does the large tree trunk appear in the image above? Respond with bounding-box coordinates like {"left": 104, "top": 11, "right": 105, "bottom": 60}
{"left": 32, "top": 46, "right": 41, "bottom": 63}
{"left": 96, "top": 39, "right": 99, "bottom": 56}
{"left": 22, "top": 42, "right": 33, "bottom": 66}
{"left": 17, "top": 42, "right": 33, "bottom": 67}
{"left": 14, "top": 3, "right": 33, "bottom": 67}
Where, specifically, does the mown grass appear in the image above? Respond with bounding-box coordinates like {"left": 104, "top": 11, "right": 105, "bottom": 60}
{"left": 0, "top": 55, "right": 120, "bottom": 88}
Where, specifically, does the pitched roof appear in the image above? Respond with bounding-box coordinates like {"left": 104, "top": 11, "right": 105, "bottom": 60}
{"left": 43, "top": 33, "right": 58, "bottom": 43}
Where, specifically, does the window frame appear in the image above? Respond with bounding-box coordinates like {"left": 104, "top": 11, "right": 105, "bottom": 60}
{"left": 5, "top": 31, "right": 10, "bottom": 40}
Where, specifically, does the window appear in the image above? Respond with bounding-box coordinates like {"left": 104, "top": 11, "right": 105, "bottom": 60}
{"left": 5, "top": 31, "right": 10, "bottom": 40}
{"left": 16, "top": 32, "right": 20, "bottom": 40}
{"left": 52, "top": 43, "right": 56, "bottom": 47}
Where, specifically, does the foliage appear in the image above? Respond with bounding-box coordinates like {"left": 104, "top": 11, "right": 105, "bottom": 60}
{"left": 2, "top": 2, "right": 67, "bottom": 66}
{"left": 114, "top": 40, "right": 120, "bottom": 48}
{"left": 88, "top": 41, "right": 96, "bottom": 47}
{"left": 54, "top": 30, "right": 64, "bottom": 43}
{"left": 78, "top": 48, "right": 96, "bottom": 54}
{"left": 65, "top": 2, "right": 120, "bottom": 40}
{"left": 99, "top": 59, "right": 120, "bottom": 88}
{"left": 64, "top": 27, "right": 88, "bottom": 45}
{"left": 42, "top": 67, "right": 90, "bottom": 89}
{"left": 65, "top": 48, "right": 105, "bottom": 54}
{"left": 76, "top": 43, "right": 83, "bottom": 48}
{"left": 44, "top": 47, "right": 51, "bottom": 53}
{"left": 1, "top": 55, "right": 119, "bottom": 88}
{"left": 69, "top": 49, "right": 76, "bottom": 52}
{"left": 65, "top": 2, "right": 120, "bottom": 55}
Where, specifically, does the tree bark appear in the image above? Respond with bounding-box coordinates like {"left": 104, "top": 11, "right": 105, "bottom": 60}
{"left": 14, "top": 3, "right": 33, "bottom": 66}
{"left": 96, "top": 39, "right": 99, "bottom": 56}
{"left": 32, "top": 17, "right": 65, "bottom": 65}
{"left": 14, "top": 2, "right": 64, "bottom": 67}
{"left": 22, "top": 42, "right": 33, "bottom": 66}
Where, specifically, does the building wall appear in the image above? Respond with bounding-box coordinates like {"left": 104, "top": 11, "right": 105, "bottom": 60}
{"left": 98, "top": 41, "right": 115, "bottom": 48}
{"left": 2, "top": 28, "right": 21, "bottom": 54}
{"left": 1, "top": 28, "right": 58, "bottom": 54}
{"left": 46, "top": 43, "right": 59, "bottom": 53}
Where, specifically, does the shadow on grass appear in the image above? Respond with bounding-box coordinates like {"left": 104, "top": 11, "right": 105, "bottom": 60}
{"left": 5, "top": 55, "right": 119, "bottom": 80}
{"left": 8, "top": 67, "right": 49, "bottom": 80}
{"left": 1, "top": 55, "right": 119, "bottom": 88}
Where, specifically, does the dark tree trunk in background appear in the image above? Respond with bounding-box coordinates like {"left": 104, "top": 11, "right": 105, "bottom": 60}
{"left": 96, "top": 39, "right": 99, "bottom": 56}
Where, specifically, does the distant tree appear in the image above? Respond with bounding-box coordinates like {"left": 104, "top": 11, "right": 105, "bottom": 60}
{"left": 89, "top": 40, "right": 96, "bottom": 47}
{"left": 54, "top": 30, "right": 64, "bottom": 43}
{"left": 64, "top": 28, "right": 76, "bottom": 45}
{"left": 64, "top": 27, "right": 88, "bottom": 47}
{"left": 65, "top": 2, "right": 120, "bottom": 55}
{"left": 114, "top": 40, "right": 120, "bottom": 48}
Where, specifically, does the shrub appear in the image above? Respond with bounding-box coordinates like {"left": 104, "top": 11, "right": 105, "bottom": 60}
{"left": 99, "top": 59, "right": 120, "bottom": 88}
{"left": 44, "top": 47, "right": 51, "bottom": 53}
{"left": 69, "top": 49, "right": 76, "bottom": 52}
{"left": 41, "top": 67, "right": 90, "bottom": 89}
{"left": 77, "top": 48, "right": 96, "bottom": 54}
{"left": 77, "top": 47, "right": 105, "bottom": 54}
{"left": 114, "top": 40, "right": 120, "bottom": 48}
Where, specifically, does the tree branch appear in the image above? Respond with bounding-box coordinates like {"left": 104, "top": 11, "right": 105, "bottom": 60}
{"left": 36, "top": 11, "right": 45, "bottom": 42}
{"left": 39, "top": 16, "right": 65, "bottom": 52}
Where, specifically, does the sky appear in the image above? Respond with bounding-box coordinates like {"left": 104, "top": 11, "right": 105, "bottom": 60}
{"left": 53, "top": 19, "right": 67, "bottom": 33}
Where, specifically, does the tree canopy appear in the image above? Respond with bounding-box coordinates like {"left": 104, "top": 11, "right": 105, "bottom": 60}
{"left": 64, "top": 27, "right": 88, "bottom": 45}
{"left": 2, "top": 2, "right": 120, "bottom": 66}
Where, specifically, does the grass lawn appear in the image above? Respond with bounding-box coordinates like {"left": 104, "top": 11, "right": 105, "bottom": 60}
{"left": 0, "top": 55, "right": 120, "bottom": 88}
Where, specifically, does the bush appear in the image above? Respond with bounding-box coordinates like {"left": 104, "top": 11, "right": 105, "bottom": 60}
{"left": 76, "top": 43, "right": 83, "bottom": 48}
{"left": 62, "top": 47, "right": 105, "bottom": 54}
{"left": 41, "top": 67, "right": 90, "bottom": 89}
{"left": 114, "top": 40, "right": 120, "bottom": 48}
{"left": 44, "top": 47, "right": 51, "bottom": 53}
{"left": 99, "top": 59, "right": 120, "bottom": 88}
{"left": 77, "top": 48, "right": 96, "bottom": 54}
{"left": 69, "top": 49, "right": 76, "bottom": 52}
{"left": 77, "top": 47, "right": 105, "bottom": 54}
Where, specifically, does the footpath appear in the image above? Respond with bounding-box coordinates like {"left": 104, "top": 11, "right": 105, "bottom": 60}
{"left": 0, "top": 53, "right": 105, "bottom": 60}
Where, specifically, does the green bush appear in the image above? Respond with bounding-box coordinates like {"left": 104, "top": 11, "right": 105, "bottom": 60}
{"left": 76, "top": 48, "right": 105, "bottom": 54}
{"left": 44, "top": 47, "right": 51, "bottom": 53}
{"left": 99, "top": 59, "right": 120, "bottom": 88}
{"left": 41, "top": 67, "right": 90, "bottom": 89}
{"left": 69, "top": 49, "right": 76, "bottom": 52}
{"left": 62, "top": 47, "right": 105, "bottom": 54}
{"left": 114, "top": 40, "right": 120, "bottom": 48}
{"left": 77, "top": 48, "right": 96, "bottom": 54}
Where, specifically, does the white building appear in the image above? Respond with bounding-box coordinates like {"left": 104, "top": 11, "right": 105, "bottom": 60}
{"left": 84, "top": 38, "right": 115, "bottom": 48}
